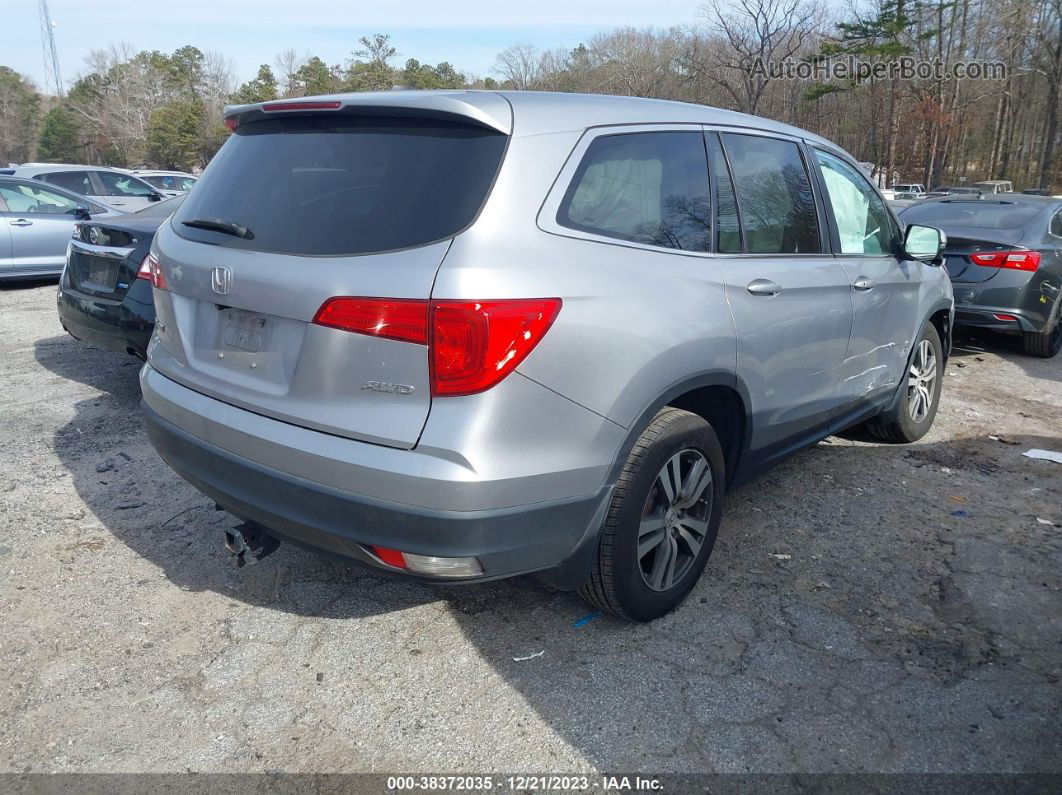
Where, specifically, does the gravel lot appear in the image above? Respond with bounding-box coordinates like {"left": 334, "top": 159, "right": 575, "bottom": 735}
{"left": 1, "top": 280, "right": 1060, "bottom": 776}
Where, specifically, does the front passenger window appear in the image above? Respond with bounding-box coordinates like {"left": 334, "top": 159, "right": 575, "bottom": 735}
{"left": 814, "top": 149, "right": 894, "bottom": 255}
{"left": 558, "top": 131, "right": 710, "bottom": 252}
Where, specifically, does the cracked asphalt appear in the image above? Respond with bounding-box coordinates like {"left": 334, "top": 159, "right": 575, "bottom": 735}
{"left": 1, "top": 281, "right": 1060, "bottom": 774}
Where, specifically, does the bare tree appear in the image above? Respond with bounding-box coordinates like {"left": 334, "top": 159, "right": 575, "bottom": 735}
{"left": 1032, "top": 0, "right": 1062, "bottom": 188}
{"left": 588, "top": 27, "right": 686, "bottom": 98}
{"left": 690, "top": 0, "right": 822, "bottom": 115}
{"left": 493, "top": 44, "right": 543, "bottom": 90}
{"left": 69, "top": 44, "right": 172, "bottom": 163}
{"left": 274, "top": 48, "right": 305, "bottom": 98}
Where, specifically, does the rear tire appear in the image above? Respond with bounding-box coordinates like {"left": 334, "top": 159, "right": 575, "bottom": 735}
{"left": 1022, "top": 307, "right": 1062, "bottom": 358}
{"left": 578, "top": 408, "right": 725, "bottom": 622}
{"left": 868, "top": 323, "right": 944, "bottom": 443}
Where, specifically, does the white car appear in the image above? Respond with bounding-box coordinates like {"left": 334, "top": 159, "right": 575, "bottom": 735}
{"left": 11, "top": 164, "right": 165, "bottom": 212}
{"left": 131, "top": 170, "right": 198, "bottom": 197}
{"left": 891, "top": 183, "right": 927, "bottom": 199}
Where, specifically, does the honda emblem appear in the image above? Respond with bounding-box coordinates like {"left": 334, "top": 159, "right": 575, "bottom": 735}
{"left": 211, "top": 267, "right": 232, "bottom": 295}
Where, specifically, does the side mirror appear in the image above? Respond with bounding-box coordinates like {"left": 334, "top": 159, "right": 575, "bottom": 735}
{"left": 148, "top": 192, "right": 163, "bottom": 202}
{"left": 73, "top": 206, "right": 92, "bottom": 220}
{"left": 904, "top": 224, "right": 945, "bottom": 264}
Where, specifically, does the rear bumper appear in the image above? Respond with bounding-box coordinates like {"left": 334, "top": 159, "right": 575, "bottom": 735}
{"left": 954, "top": 305, "right": 1038, "bottom": 333}
{"left": 57, "top": 277, "right": 154, "bottom": 358}
{"left": 143, "top": 402, "right": 610, "bottom": 584}
{"left": 951, "top": 270, "right": 1059, "bottom": 334}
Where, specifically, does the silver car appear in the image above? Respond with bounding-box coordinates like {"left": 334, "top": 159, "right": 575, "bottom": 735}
{"left": 0, "top": 175, "right": 120, "bottom": 280}
{"left": 131, "top": 170, "right": 198, "bottom": 197}
{"left": 141, "top": 91, "right": 953, "bottom": 621}
{"left": 11, "top": 164, "right": 165, "bottom": 212}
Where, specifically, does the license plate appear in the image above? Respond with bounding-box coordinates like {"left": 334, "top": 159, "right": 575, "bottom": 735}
{"left": 221, "top": 310, "right": 270, "bottom": 353}
{"left": 78, "top": 254, "right": 118, "bottom": 290}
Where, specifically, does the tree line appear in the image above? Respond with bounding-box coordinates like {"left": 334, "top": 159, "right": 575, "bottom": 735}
{"left": 0, "top": 0, "right": 1058, "bottom": 190}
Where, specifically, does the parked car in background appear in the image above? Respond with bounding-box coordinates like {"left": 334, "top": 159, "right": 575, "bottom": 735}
{"left": 929, "top": 185, "right": 983, "bottom": 198}
{"left": 11, "top": 164, "right": 165, "bottom": 211}
{"left": 900, "top": 195, "right": 1062, "bottom": 357}
{"left": 131, "top": 170, "right": 198, "bottom": 197}
{"left": 888, "top": 198, "right": 920, "bottom": 214}
{"left": 891, "top": 183, "right": 926, "bottom": 199}
{"left": 141, "top": 91, "right": 952, "bottom": 621}
{"left": 57, "top": 196, "right": 185, "bottom": 359}
{"left": 974, "top": 180, "right": 1013, "bottom": 195}
{"left": 0, "top": 176, "right": 120, "bottom": 281}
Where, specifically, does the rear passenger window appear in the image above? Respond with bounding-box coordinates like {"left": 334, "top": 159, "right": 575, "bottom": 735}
{"left": 720, "top": 133, "right": 820, "bottom": 254}
{"left": 707, "top": 134, "right": 741, "bottom": 253}
{"left": 39, "top": 171, "right": 93, "bottom": 195}
{"left": 1051, "top": 210, "right": 1062, "bottom": 238}
{"left": 814, "top": 149, "right": 893, "bottom": 254}
{"left": 558, "top": 131, "right": 710, "bottom": 252}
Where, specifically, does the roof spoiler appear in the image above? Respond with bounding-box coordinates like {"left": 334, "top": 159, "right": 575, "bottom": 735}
{"left": 224, "top": 91, "right": 512, "bottom": 135}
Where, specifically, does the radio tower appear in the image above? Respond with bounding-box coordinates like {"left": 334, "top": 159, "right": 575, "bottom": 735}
{"left": 38, "top": 0, "right": 64, "bottom": 97}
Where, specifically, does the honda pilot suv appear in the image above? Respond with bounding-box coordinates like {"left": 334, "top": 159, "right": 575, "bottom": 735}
{"left": 141, "top": 91, "right": 953, "bottom": 621}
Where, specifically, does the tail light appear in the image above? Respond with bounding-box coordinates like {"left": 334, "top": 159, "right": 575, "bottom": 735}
{"left": 140, "top": 253, "right": 167, "bottom": 289}
{"left": 313, "top": 297, "right": 428, "bottom": 344}
{"left": 312, "top": 297, "right": 562, "bottom": 397}
{"left": 136, "top": 253, "right": 153, "bottom": 281}
{"left": 970, "top": 251, "right": 1041, "bottom": 271}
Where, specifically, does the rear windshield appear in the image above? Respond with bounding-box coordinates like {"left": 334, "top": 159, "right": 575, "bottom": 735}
{"left": 172, "top": 116, "right": 507, "bottom": 256}
{"left": 901, "top": 201, "right": 1041, "bottom": 229}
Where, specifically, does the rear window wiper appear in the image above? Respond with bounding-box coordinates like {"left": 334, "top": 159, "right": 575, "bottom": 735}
{"left": 181, "top": 217, "right": 255, "bottom": 240}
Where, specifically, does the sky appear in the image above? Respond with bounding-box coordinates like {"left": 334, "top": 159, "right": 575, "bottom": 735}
{"left": 4, "top": 0, "right": 709, "bottom": 93}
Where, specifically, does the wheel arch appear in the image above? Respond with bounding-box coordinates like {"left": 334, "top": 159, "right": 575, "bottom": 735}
{"left": 605, "top": 371, "right": 752, "bottom": 489}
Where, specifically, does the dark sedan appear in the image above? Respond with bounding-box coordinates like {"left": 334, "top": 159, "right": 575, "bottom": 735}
{"left": 57, "top": 195, "right": 184, "bottom": 359}
{"left": 900, "top": 195, "right": 1062, "bottom": 357}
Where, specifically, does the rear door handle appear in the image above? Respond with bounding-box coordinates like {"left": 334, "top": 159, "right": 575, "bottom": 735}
{"left": 10, "top": 219, "right": 32, "bottom": 227}
{"left": 747, "top": 278, "right": 782, "bottom": 296}
{"left": 853, "top": 277, "right": 875, "bottom": 291}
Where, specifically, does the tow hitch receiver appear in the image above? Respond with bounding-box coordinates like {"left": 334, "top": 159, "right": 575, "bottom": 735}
{"left": 224, "top": 523, "right": 281, "bottom": 567}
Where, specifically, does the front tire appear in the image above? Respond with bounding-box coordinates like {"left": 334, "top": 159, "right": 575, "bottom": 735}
{"left": 868, "top": 322, "right": 944, "bottom": 443}
{"left": 579, "top": 408, "right": 725, "bottom": 622}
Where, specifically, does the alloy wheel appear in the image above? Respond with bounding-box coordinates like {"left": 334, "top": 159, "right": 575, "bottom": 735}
{"left": 907, "top": 339, "right": 937, "bottom": 423}
{"left": 637, "top": 449, "right": 713, "bottom": 592}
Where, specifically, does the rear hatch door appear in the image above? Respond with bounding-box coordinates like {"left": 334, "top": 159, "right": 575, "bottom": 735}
{"left": 149, "top": 104, "right": 510, "bottom": 449}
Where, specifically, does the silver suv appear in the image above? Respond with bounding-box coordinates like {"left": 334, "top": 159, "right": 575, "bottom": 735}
{"left": 141, "top": 91, "right": 953, "bottom": 621}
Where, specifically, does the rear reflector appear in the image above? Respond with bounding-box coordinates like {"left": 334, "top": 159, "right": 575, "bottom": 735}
{"left": 970, "top": 250, "right": 1041, "bottom": 271}
{"left": 369, "top": 546, "right": 483, "bottom": 577}
{"left": 311, "top": 297, "right": 562, "bottom": 397}
{"left": 262, "top": 101, "right": 342, "bottom": 112}
{"left": 993, "top": 313, "right": 1018, "bottom": 322}
{"left": 370, "top": 545, "right": 407, "bottom": 569}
